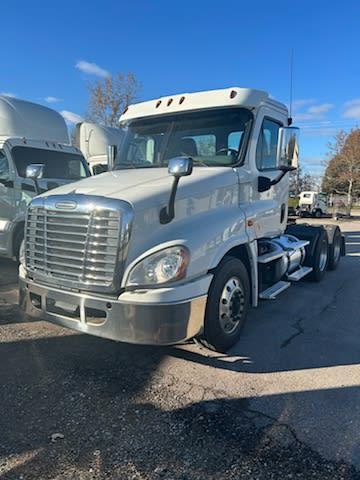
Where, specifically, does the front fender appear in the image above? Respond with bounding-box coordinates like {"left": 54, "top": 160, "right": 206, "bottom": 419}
{"left": 125, "top": 205, "right": 249, "bottom": 284}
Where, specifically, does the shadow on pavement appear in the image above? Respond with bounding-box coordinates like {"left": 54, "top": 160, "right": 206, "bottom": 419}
{"left": 0, "top": 332, "right": 358, "bottom": 480}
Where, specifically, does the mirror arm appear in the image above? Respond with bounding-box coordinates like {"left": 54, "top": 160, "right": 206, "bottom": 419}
{"left": 160, "top": 177, "right": 180, "bottom": 224}
{"left": 32, "top": 178, "right": 40, "bottom": 195}
{"left": 270, "top": 166, "right": 296, "bottom": 187}
{"left": 270, "top": 170, "right": 287, "bottom": 186}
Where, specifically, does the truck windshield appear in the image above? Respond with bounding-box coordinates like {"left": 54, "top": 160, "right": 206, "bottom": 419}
{"left": 12, "top": 146, "right": 90, "bottom": 179}
{"left": 116, "top": 107, "right": 252, "bottom": 169}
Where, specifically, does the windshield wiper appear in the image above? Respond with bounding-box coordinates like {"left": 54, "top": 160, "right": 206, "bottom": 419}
{"left": 192, "top": 159, "right": 208, "bottom": 167}
{"left": 115, "top": 163, "right": 159, "bottom": 170}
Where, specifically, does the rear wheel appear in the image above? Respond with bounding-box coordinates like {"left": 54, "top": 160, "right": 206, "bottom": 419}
{"left": 328, "top": 227, "right": 342, "bottom": 270}
{"left": 201, "top": 257, "right": 250, "bottom": 352}
{"left": 309, "top": 229, "right": 328, "bottom": 282}
{"left": 314, "top": 209, "right": 322, "bottom": 218}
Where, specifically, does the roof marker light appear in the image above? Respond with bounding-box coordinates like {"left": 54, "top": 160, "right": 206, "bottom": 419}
{"left": 123, "top": 106, "right": 129, "bottom": 114}
{"left": 156, "top": 100, "right": 162, "bottom": 108}
{"left": 167, "top": 98, "right": 173, "bottom": 106}
{"left": 179, "top": 96, "right": 185, "bottom": 104}
{"left": 230, "top": 90, "right": 237, "bottom": 99}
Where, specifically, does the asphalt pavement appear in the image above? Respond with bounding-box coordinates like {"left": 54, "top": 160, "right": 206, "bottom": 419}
{"left": 0, "top": 219, "right": 359, "bottom": 479}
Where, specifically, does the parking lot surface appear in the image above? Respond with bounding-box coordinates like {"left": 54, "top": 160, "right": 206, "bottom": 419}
{"left": 0, "top": 219, "right": 359, "bottom": 479}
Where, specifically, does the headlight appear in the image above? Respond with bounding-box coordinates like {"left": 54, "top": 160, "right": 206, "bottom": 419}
{"left": 127, "top": 246, "right": 190, "bottom": 287}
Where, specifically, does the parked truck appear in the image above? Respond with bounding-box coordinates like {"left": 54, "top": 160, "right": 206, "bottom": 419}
{"left": 298, "top": 191, "right": 329, "bottom": 218}
{"left": 0, "top": 96, "right": 90, "bottom": 259}
{"left": 76, "top": 122, "right": 123, "bottom": 175}
{"left": 19, "top": 87, "right": 344, "bottom": 352}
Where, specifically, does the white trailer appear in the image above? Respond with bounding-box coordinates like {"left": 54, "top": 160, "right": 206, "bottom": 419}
{"left": 76, "top": 122, "right": 123, "bottom": 175}
{"left": 20, "top": 87, "right": 344, "bottom": 352}
{"left": 0, "top": 96, "right": 90, "bottom": 259}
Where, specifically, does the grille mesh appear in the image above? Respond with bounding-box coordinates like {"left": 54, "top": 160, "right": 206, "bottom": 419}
{"left": 25, "top": 206, "right": 121, "bottom": 288}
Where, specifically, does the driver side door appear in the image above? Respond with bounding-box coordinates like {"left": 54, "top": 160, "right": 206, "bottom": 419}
{"left": 243, "top": 110, "right": 289, "bottom": 239}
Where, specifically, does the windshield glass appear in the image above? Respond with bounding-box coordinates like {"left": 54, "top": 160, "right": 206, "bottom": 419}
{"left": 116, "top": 108, "right": 252, "bottom": 169}
{"left": 12, "top": 146, "right": 90, "bottom": 180}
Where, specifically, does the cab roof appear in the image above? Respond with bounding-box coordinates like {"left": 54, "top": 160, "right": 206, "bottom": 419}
{"left": 120, "top": 87, "right": 288, "bottom": 123}
{"left": 0, "top": 96, "right": 69, "bottom": 144}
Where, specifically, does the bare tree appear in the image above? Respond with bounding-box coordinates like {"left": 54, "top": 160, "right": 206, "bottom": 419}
{"left": 322, "top": 129, "right": 360, "bottom": 214}
{"left": 289, "top": 166, "right": 316, "bottom": 195}
{"left": 86, "top": 72, "right": 140, "bottom": 127}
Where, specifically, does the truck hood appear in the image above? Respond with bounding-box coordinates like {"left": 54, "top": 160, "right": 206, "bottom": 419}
{"left": 38, "top": 167, "right": 237, "bottom": 211}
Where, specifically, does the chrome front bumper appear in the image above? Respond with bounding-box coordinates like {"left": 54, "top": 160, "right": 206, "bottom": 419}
{"left": 19, "top": 275, "right": 209, "bottom": 345}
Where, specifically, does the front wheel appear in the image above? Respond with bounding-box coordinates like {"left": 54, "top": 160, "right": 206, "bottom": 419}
{"left": 200, "top": 257, "right": 250, "bottom": 352}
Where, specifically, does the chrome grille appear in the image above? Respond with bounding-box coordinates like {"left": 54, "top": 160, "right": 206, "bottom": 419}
{"left": 25, "top": 195, "right": 133, "bottom": 292}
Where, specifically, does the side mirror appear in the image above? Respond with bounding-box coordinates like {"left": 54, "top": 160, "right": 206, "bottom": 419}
{"left": 258, "top": 176, "right": 272, "bottom": 193}
{"left": 26, "top": 164, "right": 44, "bottom": 194}
{"left": 168, "top": 156, "right": 193, "bottom": 177}
{"left": 277, "top": 127, "right": 299, "bottom": 169}
{"left": 258, "top": 165, "right": 297, "bottom": 193}
{"left": 107, "top": 145, "right": 117, "bottom": 171}
{"left": 160, "top": 157, "right": 193, "bottom": 224}
{"left": 26, "top": 164, "right": 44, "bottom": 180}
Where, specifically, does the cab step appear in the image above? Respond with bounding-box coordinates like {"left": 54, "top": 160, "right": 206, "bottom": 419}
{"left": 257, "top": 250, "right": 285, "bottom": 264}
{"left": 287, "top": 266, "right": 313, "bottom": 281}
{"left": 259, "top": 281, "right": 290, "bottom": 300}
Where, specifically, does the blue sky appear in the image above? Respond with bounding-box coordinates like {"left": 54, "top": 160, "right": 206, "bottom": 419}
{"left": 2, "top": 0, "right": 360, "bottom": 176}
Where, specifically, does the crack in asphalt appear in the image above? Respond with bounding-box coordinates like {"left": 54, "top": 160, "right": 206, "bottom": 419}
{"left": 280, "top": 276, "right": 350, "bottom": 349}
{"left": 244, "top": 405, "right": 301, "bottom": 443}
{"left": 280, "top": 315, "right": 305, "bottom": 348}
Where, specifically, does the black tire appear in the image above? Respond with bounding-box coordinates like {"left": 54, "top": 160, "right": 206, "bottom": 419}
{"left": 308, "top": 229, "right": 329, "bottom": 282}
{"left": 201, "top": 256, "right": 250, "bottom": 352}
{"left": 328, "top": 227, "right": 342, "bottom": 271}
{"left": 13, "top": 228, "right": 24, "bottom": 262}
{"left": 314, "top": 209, "right": 322, "bottom": 218}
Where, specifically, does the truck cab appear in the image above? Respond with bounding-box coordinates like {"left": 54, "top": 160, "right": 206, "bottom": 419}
{"left": 0, "top": 96, "right": 90, "bottom": 259}
{"left": 76, "top": 122, "right": 123, "bottom": 175}
{"left": 19, "top": 87, "right": 344, "bottom": 352}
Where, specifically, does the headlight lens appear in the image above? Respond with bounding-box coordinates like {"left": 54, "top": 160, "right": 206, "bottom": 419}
{"left": 127, "top": 246, "right": 190, "bottom": 286}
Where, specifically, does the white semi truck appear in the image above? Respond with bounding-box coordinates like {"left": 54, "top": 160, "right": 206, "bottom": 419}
{"left": 0, "top": 96, "right": 90, "bottom": 259}
{"left": 76, "top": 122, "right": 123, "bottom": 175}
{"left": 19, "top": 87, "right": 344, "bottom": 352}
{"left": 298, "top": 191, "right": 329, "bottom": 218}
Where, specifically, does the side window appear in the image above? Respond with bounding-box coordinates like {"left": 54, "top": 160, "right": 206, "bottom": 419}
{"left": 0, "top": 151, "right": 10, "bottom": 180}
{"left": 256, "top": 119, "right": 281, "bottom": 170}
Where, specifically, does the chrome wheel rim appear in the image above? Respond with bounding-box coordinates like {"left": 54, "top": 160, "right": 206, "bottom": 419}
{"left": 219, "top": 277, "right": 245, "bottom": 334}
{"left": 319, "top": 241, "right": 328, "bottom": 272}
